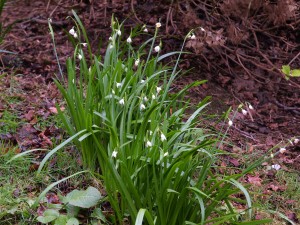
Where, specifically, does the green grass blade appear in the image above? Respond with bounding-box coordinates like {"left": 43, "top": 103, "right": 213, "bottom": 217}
{"left": 135, "top": 209, "right": 155, "bottom": 225}
{"left": 37, "top": 130, "right": 87, "bottom": 174}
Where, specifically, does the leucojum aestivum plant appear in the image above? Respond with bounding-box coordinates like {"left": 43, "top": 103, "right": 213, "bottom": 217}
{"left": 19, "top": 11, "right": 273, "bottom": 224}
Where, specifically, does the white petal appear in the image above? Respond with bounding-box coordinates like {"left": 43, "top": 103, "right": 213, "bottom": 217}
{"left": 78, "top": 54, "right": 82, "bottom": 60}
{"left": 271, "top": 164, "right": 281, "bottom": 170}
{"left": 249, "top": 104, "right": 254, "bottom": 110}
{"left": 143, "top": 28, "right": 148, "bottom": 32}
{"left": 190, "top": 34, "right": 196, "bottom": 40}
{"left": 135, "top": 59, "right": 140, "bottom": 67}
{"left": 294, "top": 138, "right": 299, "bottom": 144}
{"left": 155, "top": 22, "right": 161, "bottom": 28}
{"left": 127, "top": 37, "right": 132, "bottom": 43}
{"left": 161, "top": 133, "right": 166, "bottom": 141}
{"left": 154, "top": 46, "right": 160, "bottom": 52}
{"left": 146, "top": 140, "right": 152, "bottom": 147}
{"left": 156, "top": 86, "right": 162, "bottom": 93}
{"left": 117, "top": 30, "right": 121, "bottom": 36}
{"left": 69, "top": 27, "right": 75, "bottom": 36}
{"left": 279, "top": 148, "right": 286, "bottom": 154}
{"left": 228, "top": 120, "right": 233, "bottom": 126}
{"left": 140, "top": 104, "right": 146, "bottom": 110}
{"left": 119, "top": 98, "right": 125, "bottom": 105}
{"left": 112, "top": 150, "right": 118, "bottom": 158}
{"left": 242, "top": 109, "right": 248, "bottom": 115}
{"left": 116, "top": 82, "right": 122, "bottom": 88}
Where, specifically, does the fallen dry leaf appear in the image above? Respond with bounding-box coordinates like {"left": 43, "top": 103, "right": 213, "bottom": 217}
{"left": 24, "top": 110, "right": 35, "bottom": 121}
{"left": 49, "top": 107, "right": 58, "bottom": 114}
{"left": 247, "top": 175, "right": 262, "bottom": 186}
{"left": 229, "top": 158, "right": 240, "bottom": 167}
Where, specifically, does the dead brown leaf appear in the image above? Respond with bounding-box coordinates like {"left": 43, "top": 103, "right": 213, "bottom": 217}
{"left": 247, "top": 175, "right": 262, "bottom": 186}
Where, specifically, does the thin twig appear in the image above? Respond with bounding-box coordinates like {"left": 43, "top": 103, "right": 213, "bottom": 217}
{"left": 288, "top": 51, "right": 300, "bottom": 65}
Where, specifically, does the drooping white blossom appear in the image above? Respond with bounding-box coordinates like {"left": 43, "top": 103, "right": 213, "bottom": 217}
{"left": 279, "top": 148, "right": 286, "bottom": 154}
{"left": 156, "top": 86, "right": 162, "bottom": 93}
{"left": 242, "top": 109, "right": 248, "bottom": 115}
{"left": 190, "top": 34, "right": 196, "bottom": 40}
{"left": 140, "top": 104, "right": 146, "bottom": 111}
{"left": 228, "top": 120, "right": 233, "bottom": 126}
{"left": 117, "top": 29, "right": 121, "bottom": 36}
{"left": 119, "top": 98, "right": 125, "bottom": 105}
{"left": 127, "top": 37, "right": 132, "bottom": 43}
{"left": 135, "top": 59, "right": 140, "bottom": 67}
{"left": 146, "top": 140, "right": 152, "bottom": 147}
{"left": 116, "top": 82, "right": 122, "bottom": 88}
{"left": 161, "top": 133, "right": 167, "bottom": 141}
{"left": 78, "top": 54, "right": 82, "bottom": 60}
{"left": 154, "top": 46, "right": 160, "bottom": 52}
{"left": 155, "top": 22, "right": 161, "bottom": 28}
{"left": 112, "top": 150, "right": 118, "bottom": 158}
{"left": 69, "top": 27, "right": 76, "bottom": 36}
{"left": 249, "top": 104, "right": 254, "bottom": 110}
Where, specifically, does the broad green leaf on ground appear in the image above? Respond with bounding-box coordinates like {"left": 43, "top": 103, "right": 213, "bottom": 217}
{"left": 291, "top": 69, "right": 300, "bottom": 77}
{"left": 54, "top": 215, "right": 68, "bottom": 225}
{"left": 66, "top": 217, "right": 80, "bottom": 225}
{"left": 65, "top": 186, "right": 101, "bottom": 208}
{"left": 281, "top": 65, "right": 290, "bottom": 75}
{"left": 66, "top": 204, "right": 80, "bottom": 217}
{"left": 37, "top": 209, "right": 60, "bottom": 223}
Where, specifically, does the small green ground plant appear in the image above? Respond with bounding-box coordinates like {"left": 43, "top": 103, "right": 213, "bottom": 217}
{"left": 281, "top": 65, "right": 300, "bottom": 80}
{"left": 2, "top": 142, "right": 92, "bottom": 224}
{"left": 27, "top": 11, "right": 272, "bottom": 224}
{"left": 36, "top": 186, "right": 103, "bottom": 224}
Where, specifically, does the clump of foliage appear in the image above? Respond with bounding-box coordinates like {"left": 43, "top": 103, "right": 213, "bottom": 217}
{"left": 30, "top": 11, "right": 271, "bottom": 224}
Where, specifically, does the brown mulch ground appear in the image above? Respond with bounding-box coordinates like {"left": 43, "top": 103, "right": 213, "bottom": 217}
{"left": 1, "top": 0, "right": 300, "bottom": 222}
